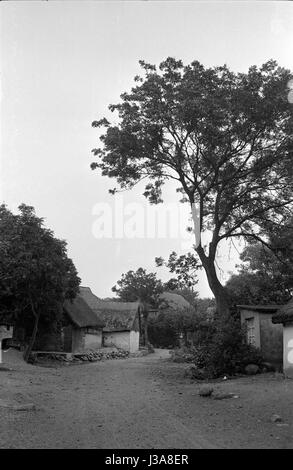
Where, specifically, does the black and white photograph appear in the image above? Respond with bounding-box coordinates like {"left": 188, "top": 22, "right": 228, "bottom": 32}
{"left": 0, "top": 0, "right": 293, "bottom": 452}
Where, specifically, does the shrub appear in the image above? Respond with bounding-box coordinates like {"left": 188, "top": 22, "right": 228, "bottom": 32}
{"left": 170, "top": 346, "right": 195, "bottom": 363}
{"left": 190, "top": 314, "right": 263, "bottom": 378}
{"left": 147, "top": 314, "right": 179, "bottom": 348}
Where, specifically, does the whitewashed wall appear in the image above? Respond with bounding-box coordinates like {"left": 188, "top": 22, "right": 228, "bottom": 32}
{"left": 0, "top": 325, "right": 13, "bottom": 342}
{"left": 84, "top": 331, "right": 102, "bottom": 350}
{"left": 283, "top": 324, "right": 293, "bottom": 378}
{"left": 103, "top": 331, "right": 130, "bottom": 351}
{"left": 129, "top": 330, "right": 139, "bottom": 353}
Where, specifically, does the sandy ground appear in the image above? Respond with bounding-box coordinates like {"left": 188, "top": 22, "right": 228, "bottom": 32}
{"left": 0, "top": 348, "right": 293, "bottom": 449}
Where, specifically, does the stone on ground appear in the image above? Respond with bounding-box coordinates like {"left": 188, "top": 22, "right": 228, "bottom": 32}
{"left": 198, "top": 386, "right": 214, "bottom": 397}
{"left": 271, "top": 414, "right": 282, "bottom": 423}
{"left": 261, "top": 362, "right": 276, "bottom": 372}
{"left": 213, "top": 392, "right": 237, "bottom": 400}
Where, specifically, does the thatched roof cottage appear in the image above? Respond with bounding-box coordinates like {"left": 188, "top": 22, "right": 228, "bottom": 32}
{"left": 62, "top": 295, "right": 105, "bottom": 353}
{"left": 79, "top": 287, "right": 141, "bottom": 353}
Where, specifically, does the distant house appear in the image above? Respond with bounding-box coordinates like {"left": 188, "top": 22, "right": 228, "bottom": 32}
{"left": 79, "top": 287, "right": 141, "bottom": 353}
{"left": 11, "top": 293, "right": 105, "bottom": 353}
{"left": 156, "top": 292, "right": 194, "bottom": 346}
{"left": 62, "top": 296, "right": 105, "bottom": 353}
{"left": 147, "top": 291, "right": 193, "bottom": 321}
{"left": 272, "top": 299, "right": 293, "bottom": 378}
{"left": 158, "top": 291, "right": 192, "bottom": 312}
{"left": 238, "top": 304, "right": 283, "bottom": 365}
{"left": 99, "top": 303, "right": 140, "bottom": 353}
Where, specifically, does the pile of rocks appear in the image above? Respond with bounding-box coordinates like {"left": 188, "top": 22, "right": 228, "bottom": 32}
{"left": 73, "top": 349, "right": 130, "bottom": 362}
{"left": 31, "top": 348, "right": 130, "bottom": 365}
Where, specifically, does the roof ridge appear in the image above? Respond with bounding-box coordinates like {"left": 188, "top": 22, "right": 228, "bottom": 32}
{"left": 64, "top": 295, "right": 104, "bottom": 328}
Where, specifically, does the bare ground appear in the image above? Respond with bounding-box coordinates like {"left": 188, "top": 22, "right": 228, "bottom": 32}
{"left": 0, "top": 348, "right": 292, "bottom": 449}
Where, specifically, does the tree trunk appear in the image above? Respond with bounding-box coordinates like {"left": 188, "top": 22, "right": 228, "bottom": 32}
{"left": 23, "top": 311, "right": 40, "bottom": 362}
{"left": 196, "top": 245, "right": 231, "bottom": 318}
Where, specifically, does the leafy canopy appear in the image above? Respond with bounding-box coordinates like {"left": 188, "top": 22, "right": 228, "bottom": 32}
{"left": 226, "top": 219, "right": 293, "bottom": 305}
{"left": 92, "top": 58, "right": 293, "bottom": 252}
{"left": 155, "top": 251, "right": 200, "bottom": 291}
{"left": 112, "top": 267, "right": 164, "bottom": 306}
{"left": 0, "top": 204, "right": 80, "bottom": 326}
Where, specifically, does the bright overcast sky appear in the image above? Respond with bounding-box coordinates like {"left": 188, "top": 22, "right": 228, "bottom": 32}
{"left": 1, "top": 1, "right": 293, "bottom": 298}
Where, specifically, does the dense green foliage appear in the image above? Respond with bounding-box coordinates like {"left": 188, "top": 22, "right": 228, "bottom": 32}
{"left": 112, "top": 267, "right": 164, "bottom": 306}
{"left": 226, "top": 220, "right": 293, "bottom": 305}
{"left": 155, "top": 251, "right": 200, "bottom": 291}
{"left": 148, "top": 295, "right": 211, "bottom": 348}
{"left": 112, "top": 267, "right": 164, "bottom": 346}
{"left": 0, "top": 204, "right": 80, "bottom": 358}
{"left": 148, "top": 313, "right": 179, "bottom": 348}
{"left": 91, "top": 57, "right": 293, "bottom": 315}
{"left": 190, "top": 315, "right": 263, "bottom": 378}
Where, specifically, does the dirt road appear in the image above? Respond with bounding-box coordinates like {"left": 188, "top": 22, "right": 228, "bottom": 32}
{"left": 0, "top": 349, "right": 293, "bottom": 449}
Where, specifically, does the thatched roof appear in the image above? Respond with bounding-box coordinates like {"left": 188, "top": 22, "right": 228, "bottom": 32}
{"left": 237, "top": 304, "right": 280, "bottom": 313}
{"left": 79, "top": 286, "right": 139, "bottom": 331}
{"left": 78, "top": 287, "right": 191, "bottom": 330}
{"left": 272, "top": 299, "right": 293, "bottom": 325}
{"left": 96, "top": 302, "right": 140, "bottom": 331}
{"left": 78, "top": 286, "right": 102, "bottom": 310}
{"left": 64, "top": 296, "right": 104, "bottom": 329}
{"left": 159, "top": 292, "right": 191, "bottom": 311}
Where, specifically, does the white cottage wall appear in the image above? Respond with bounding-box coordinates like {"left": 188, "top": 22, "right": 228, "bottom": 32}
{"left": 103, "top": 331, "right": 130, "bottom": 351}
{"left": 283, "top": 324, "right": 293, "bottom": 378}
{"left": 84, "top": 331, "right": 102, "bottom": 350}
{"left": 0, "top": 325, "right": 13, "bottom": 342}
{"left": 129, "top": 330, "right": 139, "bottom": 353}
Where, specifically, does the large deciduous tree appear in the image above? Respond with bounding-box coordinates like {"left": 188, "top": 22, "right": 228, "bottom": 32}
{"left": 0, "top": 204, "right": 80, "bottom": 361}
{"left": 91, "top": 58, "right": 293, "bottom": 316}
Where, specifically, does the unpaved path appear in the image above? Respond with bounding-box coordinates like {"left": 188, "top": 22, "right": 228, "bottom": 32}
{"left": 0, "top": 349, "right": 293, "bottom": 449}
